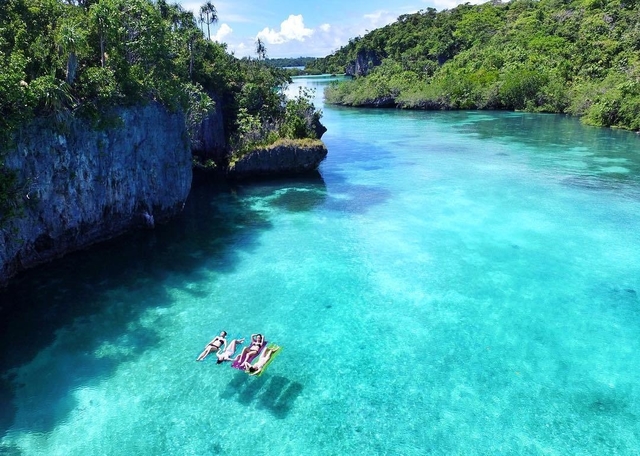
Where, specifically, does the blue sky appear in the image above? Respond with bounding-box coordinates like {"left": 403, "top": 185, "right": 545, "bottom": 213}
{"left": 179, "top": 0, "right": 484, "bottom": 58}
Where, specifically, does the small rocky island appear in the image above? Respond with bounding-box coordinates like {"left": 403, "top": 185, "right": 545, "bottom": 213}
{"left": 228, "top": 139, "right": 328, "bottom": 179}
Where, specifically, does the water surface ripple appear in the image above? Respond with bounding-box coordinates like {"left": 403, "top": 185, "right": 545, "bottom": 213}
{"left": 1, "top": 76, "right": 640, "bottom": 455}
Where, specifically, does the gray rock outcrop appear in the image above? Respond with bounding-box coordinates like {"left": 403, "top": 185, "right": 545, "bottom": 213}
{"left": 227, "top": 140, "right": 328, "bottom": 179}
{"left": 190, "top": 94, "right": 227, "bottom": 163}
{"left": 0, "top": 103, "right": 192, "bottom": 285}
{"left": 345, "top": 49, "right": 383, "bottom": 77}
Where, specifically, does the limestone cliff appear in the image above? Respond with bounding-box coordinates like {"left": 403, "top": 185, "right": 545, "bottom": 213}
{"left": 190, "top": 94, "right": 227, "bottom": 164}
{"left": 345, "top": 49, "right": 382, "bottom": 77}
{"left": 227, "top": 140, "right": 328, "bottom": 179}
{"left": 0, "top": 103, "right": 192, "bottom": 285}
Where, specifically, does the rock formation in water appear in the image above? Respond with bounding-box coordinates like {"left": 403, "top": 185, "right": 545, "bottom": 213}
{"left": 0, "top": 103, "right": 192, "bottom": 285}
{"left": 227, "top": 140, "right": 328, "bottom": 179}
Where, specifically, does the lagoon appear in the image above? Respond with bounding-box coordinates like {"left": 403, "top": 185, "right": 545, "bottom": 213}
{"left": 1, "top": 75, "right": 640, "bottom": 454}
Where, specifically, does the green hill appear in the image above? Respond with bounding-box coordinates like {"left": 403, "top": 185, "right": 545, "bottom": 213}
{"left": 0, "top": 0, "right": 321, "bottom": 152}
{"left": 264, "top": 57, "right": 317, "bottom": 68}
{"left": 307, "top": 0, "right": 640, "bottom": 131}
{"left": 0, "top": 0, "right": 323, "bottom": 224}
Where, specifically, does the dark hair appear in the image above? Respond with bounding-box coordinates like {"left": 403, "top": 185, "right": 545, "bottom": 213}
{"left": 221, "top": 331, "right": 227, "bottom": 336}
{"left": 216, "top": 359, "right": 223, "bottom": 364}
{"left": 249, "top": 366, "right": 258, "bottom": 373}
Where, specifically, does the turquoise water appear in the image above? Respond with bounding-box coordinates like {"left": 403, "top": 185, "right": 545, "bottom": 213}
{"left": 2, "top": 75, "right": 640, "bottom": 455}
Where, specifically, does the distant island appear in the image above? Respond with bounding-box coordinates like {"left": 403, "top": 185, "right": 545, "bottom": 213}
{"left": 308, "top": 0, "right": 640, "bottom": 132}
{"left": 264, "top": 57, "right": 317, "bottom": 68}
{"left": 263, "top": 57, "right": 325, "bottom": 76}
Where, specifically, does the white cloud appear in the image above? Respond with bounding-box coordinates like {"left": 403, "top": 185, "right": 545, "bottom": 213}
{"left": 364, "top": 11, "right": 385, "bottom": 21}
{"left": 213, "top": 23, "right": 233, "bottom": 42}
{"left": 256, "top": 14, "right": 313, "bottom": 45}
{"left": 181, "top": 1, "right": 252, "bottom": 23}
{"left": 206, "top": 1, "right": 490, "bottom": 58}
{"left": 363, "top": 10, "right": 398, "bottom": 30}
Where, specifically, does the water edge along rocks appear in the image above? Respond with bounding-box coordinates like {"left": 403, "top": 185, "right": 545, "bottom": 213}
{"left": 0, "top": 103, "right": 192, "bottom": 286}
{"left": 227, "top": 139, "right": 328, "bottom": 179}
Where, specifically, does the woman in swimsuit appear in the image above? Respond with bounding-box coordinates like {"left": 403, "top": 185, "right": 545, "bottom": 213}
{"left": 245, "top": 345, "right": 281, "bottom": 375}
{"left": 216, "top": 338, "right": 245, "bottom": 364}
{"left": 196, "top": 331, "right": 227, "bottom": 361}
{"left": 234, "top": 333, "right": 264, "bottom": 365}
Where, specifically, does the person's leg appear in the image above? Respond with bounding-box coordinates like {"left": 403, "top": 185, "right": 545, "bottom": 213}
{"left": 261, "top": 346, "right": 279, "bottom": 366}
{"left": 224, "top": 339, "right": 240, "bottom": 357}
{"left": 261, "top": 348, "right": 274, "bottom": 362}
{"left": 197, "top": 346, "right": 211, "bottom": 361}
{"left": 234, "top": 347, "right": 249, "bottom": 363}
{"left": 263, "top": 346, "right": 279, "bottom": 362}
{"left": 241, "top": 348, "right": 257, "bottom": 367}
{"left": 251, "top": 349, "right": 268, "bottom": 368}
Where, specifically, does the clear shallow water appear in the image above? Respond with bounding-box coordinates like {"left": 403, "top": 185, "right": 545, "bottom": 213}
{"left": 1, "top": 76, "right": 640, "bottom": 455}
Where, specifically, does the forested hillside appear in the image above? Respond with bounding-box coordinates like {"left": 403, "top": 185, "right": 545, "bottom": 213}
{"left": 0, "top": 0, "right": 322, "bottom": 151}
{"left": 264, "top": 57, "right": 316, "bottom": 68}
{"left": 0, "top": 0, "right": 322, "bottom": 224}
{"left": 308, "top": 0, "right": 640, "bottom": 131}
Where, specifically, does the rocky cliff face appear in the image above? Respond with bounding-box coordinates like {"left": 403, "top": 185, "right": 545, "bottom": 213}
{"left": 0, "top": 103, "right": 192, "bottom": 285}
{"left": 227, "top": 140, "right": 328, "bottom": 179}
{"left": 345, "top": 49, "right": 383, "bottom": 77}
{"left": 190, "top": 94, "right": 227, "bottom": 164}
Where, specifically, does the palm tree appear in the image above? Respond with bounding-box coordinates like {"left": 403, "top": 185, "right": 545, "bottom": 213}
{"left": 199, "top": 1, "right": 218, "bottom": 40}
{"left": 255, "top": 38, "right": 267, "bottom": 60}
{"left": 56, "top": 19, "right": 85, "bottom": 84}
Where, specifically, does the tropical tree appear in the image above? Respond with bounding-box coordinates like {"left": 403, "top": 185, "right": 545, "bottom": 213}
{"left": 89, "top": 0, "right": 115, "bottom": 68}
{"left": 199, "top": 1, "right": 217, "bottom": 40}
{"left": 255, "top": 38, "right": 267, "bottom": 60}
{"left": 56, "top": 15, "right": 88, "bottom": 84}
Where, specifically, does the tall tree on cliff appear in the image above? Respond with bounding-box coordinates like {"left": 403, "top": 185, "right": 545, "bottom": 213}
{"left": 56, "top": 15, "right": 87, "bottom": 85}
{"left": 89, "top": 0, "right": 112, "bottom": 68}
{"left": 255, "top": 38, "right": 267, "bottom": 60}
{"left": 199, "top": 1, "right": 217, "bottom": 40}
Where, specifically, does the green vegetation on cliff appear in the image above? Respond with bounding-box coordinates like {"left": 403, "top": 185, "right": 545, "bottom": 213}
{"left": 264, "top": 57, "right": 317, "bottom": 68}
{"left": 0, "top": 0, "right": 322, "bottom": 223}
{"left": 308, "top": 0, "right": 640, "bottom": 131}
{"left": 0, "top": 0, "right": 320, "bottom": 143}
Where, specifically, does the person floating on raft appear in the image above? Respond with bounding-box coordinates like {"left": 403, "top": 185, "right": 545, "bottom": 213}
{"left": 199, "top": 332, "right": 281, "bottom": 374}
{"left": 215, "top": 337, "right": 245, "bottom": 364}
{"left": 244, "top": 344, "right": 281, "bottom": 376}
{"left": 232, "top": 333, "right": 265, "bottom": 369}
{"left": 196, "top": 331, "right": 227, "bottom": 361}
